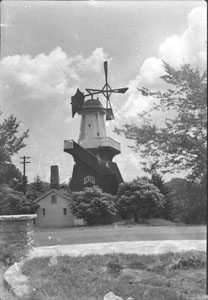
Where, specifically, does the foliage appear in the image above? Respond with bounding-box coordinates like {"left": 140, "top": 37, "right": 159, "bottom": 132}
{"left": 165, "top": 177, "right": 206, "bottom": 224}
{"left": 0, "top": 186, "right": 39, "bottom": 215}
{"left": 0, "top": 112, "right": 29, "bottom": 167}
{"left": 0, "top": 163, "right": 23, "bottom": 190}
{"left": 149, "top": 251, "right": 206, "bottom": 274}
{"left": 167, "top": 252, "right": 206, "bottom": 271}
{"left": 150, "top": 173, "right": 167, "bottom": 195}
{"left": 115, "top": 62, "right": 207, "bottom": 183}
{"left": 70, "top": 186, "right": 117, "bottom": 225}
{"left": 26, "top": 175, "right": 47, "bottom": 201}
{"left": 115, "top": 179, "right": 165, "bottom": 222}
{"left": 150, "top": 173, "right": 173, "bottom": 219}
{"left": 0, "top": 242, "right": 26, "bottom": 266}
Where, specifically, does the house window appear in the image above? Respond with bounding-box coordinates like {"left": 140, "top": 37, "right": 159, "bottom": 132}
{"left": 42, "top": 208, "right": 46, "bottom": 216}
{"left": 63, "top": 208, "right": 67, "bottom": 215}
{"left": 51, "top": 194, "right": 57, "bottom": 204}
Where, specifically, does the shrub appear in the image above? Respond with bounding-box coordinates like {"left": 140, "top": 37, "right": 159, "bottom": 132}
{"left": 167, "top": 252, "right": 206, "bottom": 271}
{"left": 0, "top": 186, "right": 39, "bottom": 215}
{"left": 116, "top": 179, "right": 165, "bottom": 223}
{"left": 71, "top": 186, "right": 117, "bottom": 226}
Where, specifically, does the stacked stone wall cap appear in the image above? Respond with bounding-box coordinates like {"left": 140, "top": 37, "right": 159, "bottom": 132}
{"left": 0, "top": 214, "right": 37, "bottom": 220}
{"left": 104, "top": 292, "right": 124, "bottom": 300}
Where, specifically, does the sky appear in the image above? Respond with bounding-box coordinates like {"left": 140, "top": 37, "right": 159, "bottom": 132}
{"left": 0, "top": 1, "right": 207, "bottom": 184}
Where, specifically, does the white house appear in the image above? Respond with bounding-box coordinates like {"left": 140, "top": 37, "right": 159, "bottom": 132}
{"left": 34, "top": 165, "right": 84, "bottom": 228}
{"left": 35, "top": 188, "right": 75, "bottom": 228}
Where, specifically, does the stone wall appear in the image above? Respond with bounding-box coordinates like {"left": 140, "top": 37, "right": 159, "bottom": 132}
{"left": 0, "top": 214, "right": 37, "bottom": 252}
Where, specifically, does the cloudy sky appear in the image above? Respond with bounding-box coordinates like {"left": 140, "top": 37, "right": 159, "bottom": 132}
{"left": 1, "top": 1, "right": 207, "bottom": 184}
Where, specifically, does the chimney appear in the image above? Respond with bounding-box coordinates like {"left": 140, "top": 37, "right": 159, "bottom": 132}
{"left": 50, "top": 165, "right": 59, "bottom": 189}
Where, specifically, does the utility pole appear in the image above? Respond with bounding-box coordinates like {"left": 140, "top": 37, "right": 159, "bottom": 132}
{"left": 20, "top": 156, "right": 31, "bottom": 195}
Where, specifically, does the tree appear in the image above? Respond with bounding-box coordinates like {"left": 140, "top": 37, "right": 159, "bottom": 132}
{"left": 26, "top": 175, "right": 47, "bottom": 201}
{"left": 0, "top": 186, "right": 39, "bottom": 215}
{"left": 165, "top": 178, "right": 206, "bottom": 224}
{"left": 70, "top": 186, "right": 117, "bottom": 226}
{"left": 0, "top": 113, "right": 29, "bottom": 167}
{"left": 115, "top": 179, "right": 165, "bottom": 223}
{"left": 150, "top": 172, "right": 172, "bottom": 219}
{"left": 0, "top": 163, "right": 23, "bottom": 190}
{"left": 115, "top": 62, "right": 207, "bottom": 183}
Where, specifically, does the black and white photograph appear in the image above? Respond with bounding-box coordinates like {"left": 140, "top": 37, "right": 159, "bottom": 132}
{"left": 0, "top": 1, "right": 207, "bottom": 299}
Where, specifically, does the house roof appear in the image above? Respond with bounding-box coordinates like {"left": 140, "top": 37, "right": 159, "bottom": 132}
{"left": 35, "top": 188, "right": 72, "bottom": 203}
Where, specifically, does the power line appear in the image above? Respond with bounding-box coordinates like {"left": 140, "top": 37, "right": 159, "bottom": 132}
{"left": 20, "top": 156, "right": 31, "bottom": 195}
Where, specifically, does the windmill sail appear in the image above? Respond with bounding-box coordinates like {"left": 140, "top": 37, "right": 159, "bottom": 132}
{"left": 71, "top": 88, "right": 84, "bottom": 117}
{"left": 112, "top": 87, "right": 129, "bottom": 93}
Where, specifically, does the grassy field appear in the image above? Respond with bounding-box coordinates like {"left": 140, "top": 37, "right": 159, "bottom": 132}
{"left": 34, "top": 223, "right": 206, "bottom": 247}
{"left": 21, "top": 251, "right": 206, "bottom": 300}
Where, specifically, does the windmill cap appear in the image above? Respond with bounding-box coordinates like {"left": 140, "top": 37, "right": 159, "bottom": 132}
{"left": 78, "top": 99, "right": 106, "bottom": 114}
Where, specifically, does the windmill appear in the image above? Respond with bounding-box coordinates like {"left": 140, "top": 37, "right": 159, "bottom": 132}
{"left": 64, "top": 61, "right": 128, "bottom": 195}
{"left": 71, "top": 61, "right": 128, "bottom": 120}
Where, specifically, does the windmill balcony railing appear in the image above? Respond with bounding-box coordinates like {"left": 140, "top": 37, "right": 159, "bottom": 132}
{"left": 64, "top": 138, "right": 120, "bottom": 152}
{"left": 97, "top": 137, "right": 120, "bottom": 151}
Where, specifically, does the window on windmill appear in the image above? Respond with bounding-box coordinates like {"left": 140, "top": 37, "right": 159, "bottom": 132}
{"left": 84, "top": 176, "right": 89, "bottom": 184}
{"left": 51, "top": 194, "right": 57, "bottom": 204}
{"left": 63, "top": 208, "right": 67, "bottom": 215}
{"left": 42, "top": 208, "right": 46, "bottom": 216}
{"left": 90, "top": 176, "right": 95, "bottom": 184}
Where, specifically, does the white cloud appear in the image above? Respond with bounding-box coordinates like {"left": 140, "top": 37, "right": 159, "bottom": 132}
{"left": 0, "top": 47, "right": 109, "bottom": 102}
{"left": 116, "top": 152, "right": 145, "bottom": 181}
{"left": 159, "top": 6, "right": 207, "bottom": 69}
{"left": 118, "top": 58, "right": 165, "bottom": 119}
{"left": 77, "top": 48, "right": 110, "bottom": 74}
{"left": 120, "top": 88, "right": 151, "bottom": 119}
{"left": 120, "top": 5, "right": 207, "bottom": 121}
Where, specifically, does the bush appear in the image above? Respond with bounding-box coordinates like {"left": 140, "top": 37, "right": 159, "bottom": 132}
{"left": 149, "top": 251, "right": 206, "bottom": 274}
{"left": 0, "top": 242, "right": 26, "bottom": 266}
{"left": 0, "top": 186, "right": 39, "bottom": 215}
{"left": 167, "top": 252, "right": 206, "bottom": 271}
{"left": 70, "top": 186, "right": 117, "bottom": 226}
{"left": 116, "top": 179, "right": 165, "bottom": 223}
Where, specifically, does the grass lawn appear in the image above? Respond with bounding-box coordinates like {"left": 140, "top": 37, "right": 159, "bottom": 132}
{"left": 20, "top": 251, "right": 206, "bottom": 300}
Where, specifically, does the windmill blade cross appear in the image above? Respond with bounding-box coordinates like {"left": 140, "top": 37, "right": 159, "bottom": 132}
{"left": 70, "top": 61, "right": 128, "bottom": 120}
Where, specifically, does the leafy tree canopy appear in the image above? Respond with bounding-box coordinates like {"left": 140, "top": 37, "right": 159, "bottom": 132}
{"left": 116, "top": 179, "right": 165, "bottom": 222}
{"left": 150, "top": 172, "right": 170, "bottom": 196}
{"left": 70, "top": 186, "right": 117, "bottom": 226}
{"left": 0, "top": 186, "right": 39, "bottom": 215}
{"left": 0, "top": 112, "right": 29, "bottom": 167}
{"left": 0, "top": 163, "right": 22, "bottom": 189}
{"left": 165, "top": 177, "right": 206, "bottom": 224}
{"left": 115, "top": 62, "right": 207, "bottom": 183}
{"left": 26, "top": 175, "right": 48, "bottom": 201}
